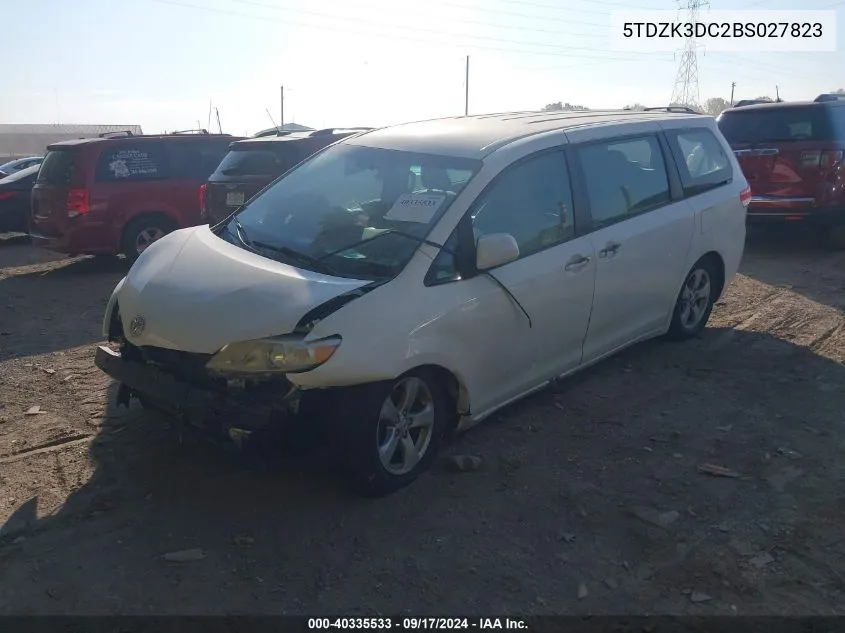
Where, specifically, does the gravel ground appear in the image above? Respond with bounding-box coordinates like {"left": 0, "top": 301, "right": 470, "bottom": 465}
{"left": 1, "top": 230, "right": 844, "bottom": 615}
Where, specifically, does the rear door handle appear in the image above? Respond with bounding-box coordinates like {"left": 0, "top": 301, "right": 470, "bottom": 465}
{"left": 564, "top": 255, "right": 591, "bottom": 271}
{"left": 599, "top": 242, "right": 621, "bottom": 257}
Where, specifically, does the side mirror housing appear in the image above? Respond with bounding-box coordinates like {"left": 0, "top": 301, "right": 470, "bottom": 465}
{"left": 475, "top": 233, "right": 520, "bottom": 270}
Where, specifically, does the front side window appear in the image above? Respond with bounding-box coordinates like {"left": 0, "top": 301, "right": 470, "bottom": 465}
{"left": 221, "top": 144, "right": 480, "bottom": 280}
{"left": 95, "top": 143, "right": 169, "bottom": 182}
{"left": 426, "top": 150, "right": 574, "bottom": 284}
{"left": 471, "top": 150, "right": 574, "bottom": 257}
{"left": 667, "top": 128, "right": 733, "bottom": 196}
{"left": 578, "top": 135, "right": 670, "bottom": 227}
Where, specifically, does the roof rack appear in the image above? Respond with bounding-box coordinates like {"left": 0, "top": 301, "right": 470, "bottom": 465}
{"left": 98, "top": 130, "right": 135, "bottom": 138}
{"left": 815, "top": 93, "right": 845, "bottom": 103}
{"left": 253, "top": 128, "right": 293, "bottom": 138}
{"left": 642, "top": 106, "right": 700, "bottom": 114}
{"left": 310, "top": 127, "right": 374, "bottom": 137}
{"left": 169, "top": 128, "right": 211, "bottom": 135}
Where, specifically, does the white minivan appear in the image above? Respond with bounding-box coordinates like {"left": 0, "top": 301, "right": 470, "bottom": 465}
{"left": 96, "top": 109, "right": 749, "bottom": 496}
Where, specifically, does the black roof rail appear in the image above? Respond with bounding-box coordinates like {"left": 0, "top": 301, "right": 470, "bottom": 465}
{"left": 169, "top": 128, "right": 211, "bottom": 135}
{"left": 642, "top": 106, "right": 700, "bottom": 114}
{"left": 310, "top": 127, "right": 374, "bottom": 136}
{"left": 815, "top": 93, "right": 845, "bottom": 103}
{"left": 98, "top": 130, "right": 135, "bottom": 138}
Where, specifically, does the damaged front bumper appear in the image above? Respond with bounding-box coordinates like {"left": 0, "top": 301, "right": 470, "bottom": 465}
{"left": 93, "top": 344, "right": 316, "bottom": 447}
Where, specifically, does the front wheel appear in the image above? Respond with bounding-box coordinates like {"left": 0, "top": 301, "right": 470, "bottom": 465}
{"left": 335, "top": 370, "right": 448, "bottom": 497}
{"left": 666, "top": 258, "right": 718, "bottom": 341}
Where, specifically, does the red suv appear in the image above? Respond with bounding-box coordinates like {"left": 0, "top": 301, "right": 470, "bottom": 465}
{"left": 30, "top": 130, "right": 243, "bottom": 261}
{"left": 717, "top": 94, "right": 845, "bottom": 247}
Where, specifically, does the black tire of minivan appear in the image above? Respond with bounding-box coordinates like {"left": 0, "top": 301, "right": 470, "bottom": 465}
{"left": 121, "top": 216, "right": 176, "bottom": 263}
{"left": 330, "top": 369, "right": 449, "bottom": 497}
{"left": 665, "top": 257, "right": 719, "bottom": 341}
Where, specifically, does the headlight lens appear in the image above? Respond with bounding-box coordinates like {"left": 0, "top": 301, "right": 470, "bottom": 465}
{"left": 205, "top": 335, "right": 341, "bottom": 374}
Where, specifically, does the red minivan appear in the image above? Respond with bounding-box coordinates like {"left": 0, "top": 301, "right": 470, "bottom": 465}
{"left": 717, "top": 96, "right": 845, "bottom": 247}
{"left": 30, "top": 131, "right": 243, "bottom": 261}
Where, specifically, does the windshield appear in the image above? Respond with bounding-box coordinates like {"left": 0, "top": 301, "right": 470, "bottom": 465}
{"left": 214, "top": 143, "right": 304, "bottom": 177}
{"left": 718, "top": 106, "right": 837, "bottom": 144}
{"left": 220, "top": 143, "right": 481, "bottom": 280}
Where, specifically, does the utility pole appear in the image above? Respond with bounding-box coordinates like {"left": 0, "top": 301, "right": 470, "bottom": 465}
{"left": 280, "top": 86, "right": 285, "bottom": 131}
{"left": 464, "top": 56, "right": 470, "bottom": 116}
{"left": 775, "top": 85, "right": 780, "bottom": 102}
{"left": 730, "top": 82, "right": 736, "bottom": 106}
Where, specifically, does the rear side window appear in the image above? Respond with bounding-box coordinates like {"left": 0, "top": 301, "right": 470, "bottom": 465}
{"left": 666, "top": 128, "right": 733, "bottom": 197}
{"left": 578, "top": 135, "right": 671, "bottom": 227}
{"left": 718, "top": 106, "right": 836, "bottom": 144}
{"left": 37, "top": 149, "right": 77, "bottom": 185}
{"left": 95, "top": 143, "right": 169, "bottom": 182}
{"left": 168, "top": 139, "right": 232, "bottom": 180}
{"left": 214, "top": 143, "right": 306, "bottom": 177}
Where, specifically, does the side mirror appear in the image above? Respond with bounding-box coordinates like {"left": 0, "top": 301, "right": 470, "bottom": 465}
{"left": 475, "top": 233, "right": 520, "bottom": 270}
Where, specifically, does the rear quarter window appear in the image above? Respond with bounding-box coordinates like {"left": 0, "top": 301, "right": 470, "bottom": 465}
{"left": 37, "top": 149, "right": 78, "bottom": 185}
{"left": 717, "top": 106, "right": 836, "bottom": 144}
{"left": 95, "top": 142, "right": 169, "bottom": 182}
{"left": 665, "top": 127, "right": 733, "bottom": 197}
{"left": 167, "top": 139, "right": 233, "bottom": 180}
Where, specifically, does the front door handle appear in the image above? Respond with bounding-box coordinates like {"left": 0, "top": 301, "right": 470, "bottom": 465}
{"left": 599, "top": 242, "right": 621, "bottom": 258}
{"left": 565, "top": 255, "right": 591, "bottom": 271}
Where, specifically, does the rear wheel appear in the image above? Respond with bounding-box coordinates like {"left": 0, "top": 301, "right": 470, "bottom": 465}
{"left": 334, "top": 370, "right": 448, "bottom": 497}
{"left": 666, "top": 258, "right": 718, "bottom": 341}
{"left": 122, "top": 216, "right": 175, "bottom": 262}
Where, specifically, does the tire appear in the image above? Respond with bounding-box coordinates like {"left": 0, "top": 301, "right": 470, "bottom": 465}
{"left": 332, "top": 369, "right": 448, "bottom": 497}
{"left": 121, "top": 216, "right": 175, "bottom": 262}
{"left": 666, "top": 258, "right": 718, "bottom": 341}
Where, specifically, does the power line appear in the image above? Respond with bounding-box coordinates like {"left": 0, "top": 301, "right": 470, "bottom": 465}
{"left": 229, "top": 0, "right": 612, "bottom": 36}
{"left": 148, "top": 0, "right": 673, "bottom": 60}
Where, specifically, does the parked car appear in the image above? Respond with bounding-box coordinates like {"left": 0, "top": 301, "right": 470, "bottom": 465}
{"left": 0, "top": 156, "right": 43, "bottom": 179}
{"left": 201, "top": 128, "right": 372, "bottom": 225}
{"left": 95, "top": 109, "right": 748, "bottom": 496}
{"left": 717, "top": 95, "right": 845, "bottom": 247}
{"left": 0, "top": 164, "right": 39, "bottom": 233}
{"left": 30, "top": 130, "right": 244, "bottom": 261}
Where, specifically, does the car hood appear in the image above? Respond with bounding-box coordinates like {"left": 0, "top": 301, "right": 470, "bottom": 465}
{"left": 115, "top": 226, "right": 370, "bottom": 353}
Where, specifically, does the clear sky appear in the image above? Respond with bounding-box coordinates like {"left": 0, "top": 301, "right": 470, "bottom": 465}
{"left": 3, "top": 0, "right": 843, "bottom": 135}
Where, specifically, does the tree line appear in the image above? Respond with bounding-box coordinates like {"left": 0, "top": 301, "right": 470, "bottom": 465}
{"left": 542, "top": 88, "right": 845, "bottom": 117}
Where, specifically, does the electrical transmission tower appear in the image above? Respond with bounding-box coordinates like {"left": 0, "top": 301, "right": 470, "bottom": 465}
{"left": 670, "top": 0, "right": 708, "bottom": 109}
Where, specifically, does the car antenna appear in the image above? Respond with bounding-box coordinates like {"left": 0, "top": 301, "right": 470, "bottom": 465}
{"left": 265, "top": 108, "right": 281, "bottom": 133}
{"left": 215, "top": 108, "right": 223, "bottom": 134}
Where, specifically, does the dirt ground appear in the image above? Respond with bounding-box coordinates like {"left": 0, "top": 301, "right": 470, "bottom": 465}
{"left": 1, "top": 229, "right": 845, "bottom": 616}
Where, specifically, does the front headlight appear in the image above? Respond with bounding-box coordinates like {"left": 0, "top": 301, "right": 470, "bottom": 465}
{"left": 205, "top": 335, "right": 342, "bottom": 374}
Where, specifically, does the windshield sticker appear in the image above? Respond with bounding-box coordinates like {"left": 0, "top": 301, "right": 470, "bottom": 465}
{"left": 383, "top": 193, "right": 446, "bottom": 223}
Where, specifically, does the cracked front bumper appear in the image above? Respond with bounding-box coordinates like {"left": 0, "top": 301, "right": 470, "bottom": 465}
{"left": 94, "top": 345, "right": 301, "bottom": 441}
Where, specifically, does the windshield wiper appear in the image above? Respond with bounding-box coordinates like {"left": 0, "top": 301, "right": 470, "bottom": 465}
{"left": 228, "top": 218, "right": 338, "bottom": 275}
{"left": 314, "top": 229, "right": 444, "bottom": 262}
{"left": 315, "top": 229, "right": 533, "bottom": 328}
{"left": 251, "top": 240, "right": 339, "bottom": 276}
{"left": 230, "top": 216, "right": 254, "bottom": 248}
